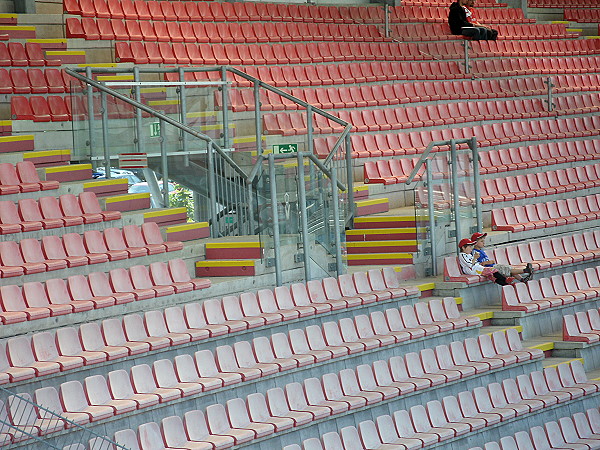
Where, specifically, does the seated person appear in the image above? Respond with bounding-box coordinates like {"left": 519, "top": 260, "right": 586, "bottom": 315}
{"left": 471, "top": 232, "right": 533, "bottom": 282}
{"left": 448, "top": 0, "right": 494, "bottom": 41}
{"left": 465, "top": 0, "right": 498, "bottom": 40}
{"left": 458, "top": 238, "right": 516, "bottom": 285}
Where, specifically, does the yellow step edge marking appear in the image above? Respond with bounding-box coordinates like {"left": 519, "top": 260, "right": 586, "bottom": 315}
{"left": 0, "top": 25, "right": 35, "bottom": 31}
{"left": 0, "top": 134, "right": 34, "bottom": 142}
{"left": 186, "top": 111, "right": 218, "bottom": 118}
{"left": 486, "top": 325, "right": 522, "bottom": 336}
{"left": 45, "top": 163, "right": 92, "bottom": 173}
{"left": 346, "top": 253, "right": 412, "bottom": 260}
{"left": 205, "top": 242, "right": 261, "bottom": 249}
{"left": 472, "top": 311, "right": 494, "bottom": 321}
{"left": 97, "top": 75, "right": 134, "bottom": 81}
{"left": 78, "top": 63, "right": 117, "bottom": 68}
{"left": 566, "top": 28, "right": 583, "bottom": 32}
{"left": 105, "top": 192, "right": 149, "bottom": 203}
{"left": 83, "top": 178, "right": 128, "bottom": 188}
{"left": 454, "top": 297, "right": 463, "bottom": 304}
{"left": 354, "top": 185, "right": 369, "bottom": 192}
{"left": 347, "top": 240, "right": 417, "bottom": 247}
{"left": 551, "top": 20, "right": 569, "bottom": 23}
{"left": 143, "top": 207, "right": 187, "bottom": 218}
{"left": 0, "top": 13, "right": 18, "bottom": 18}
{"left": 347, "top": 228, "right": 418, "bottom": 235}
{"left": 148, "top": 99, "right": 180, "bottom": 106}
{"left": 0, "top": 120, "right": 11, "bottom": 126}
{"left": 354, "top": 216, "right": 413, "bottom": 223}
{"left": 24, "top": 149, "right": 70, "bottom": 159}
{"left": 234, "top": 136, "right": 266, "bottom": 145}
{"left": 196, "top": 260, "right": 254, "bottom": 267}
{"left": 27, "top": 38, "right": 66, "bottom": 44}
{"left": 140, "top": 87, "right": 166, "bottom": 94}
{"left": 586, "top": 36, "right": 600, "bottom": 39}
{"left": 417, "top": 282, "right": 435, "bottom": 292}
{"left": 47, "top": 50, "right": 86, "bottom": 56}
{"left": 355, "top": 198, "right": 388, "bottom": 207}
{"left": 545, "top": 358, "right": 584, "bottom": 368}
{"left": 531, "top": 342, "right": 554, "bottom": 352}
{"left": 166, "top": 222, "right": 208, "bottom": 233}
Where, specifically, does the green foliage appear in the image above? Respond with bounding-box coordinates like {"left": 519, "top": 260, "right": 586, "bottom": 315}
{"left": 169, "top": 183, "right": 194, "bottom": 221}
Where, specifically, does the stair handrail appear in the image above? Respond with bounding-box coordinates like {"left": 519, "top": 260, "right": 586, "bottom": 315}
{"left": 0, "top": 385, "right": 128, "bottom": 449}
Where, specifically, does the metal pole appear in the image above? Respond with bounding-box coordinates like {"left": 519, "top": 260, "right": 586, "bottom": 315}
{"left": 450, "top": 139, "right": 461, "bottom": 249}
{"left": 425, "top": 158, "right": 437, "bottom": 276}
{"left": 178, "top": 67, "right": 188, "bottom": 156}
{"left": 331, "top": 167, "right": 344, "bottom": 276}
{"left": 545, "top": 76, "right": 554, "bottom": 112}
{"left": 193, "top": 192, "right": 201, "bottom": 222}
{"left": 269, "top": 154, "right": 282, "bottom": 286}
{"left": 85, "top": 66, "right": 96, "bottom": 162}
{"left": 470, "top": 137, "right": 483, "bottom": 233}
{"left": 463, "top": 40, "right": 470, "bottom": 74}
{"left": 254, "top": 80, "right": 263, "bottom": 156}
{"left": 297, "top": 152, "right": 312, "bottom": 281}
{"left": 207, "top": 141, "right": 219, "bottom": 238}
{"left": 133, "top": 66, "right": 142, "bottom": 154}
{"left": 247, "top": 182, "right": 255, "bottom": 235}
{"left": 160, "top": 118, "right": 169, "bottom": 208}
{"left": 221, "top": 67, "right": 230, "bottom": 150}
{"left": 345, "top": 133, "right": 355, "bottom": 223}
{"left": 384, "top": 4, "right": 390, "bottom": 39}
{"left": 100, "top": 88, "right": 111, "bottom": 179}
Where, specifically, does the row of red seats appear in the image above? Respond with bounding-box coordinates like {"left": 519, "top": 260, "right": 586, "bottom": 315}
{"left": 482, "top": 164, "right": 600, "bottom": 204}
{"left": 469, "top": 38, "right": 600, "bottom": 58}
{"left": 0, "top": 192, "right": 119, "bottom": 235}
{"left": 563, "top": 308, "right": 600, "bottom": 343}
{"left": 65, "top": 0, "right": 373, "bottom": 24}
{"left": 67, "top": 17, "right": 387, "bottom": 43}
{"left": 393, "top": 23, "right": 573, "bottom": 41}
{"left": 364, "top": 140, "right": 600, "bottom": 184}
{"left": 291, "top": 363, "right": 597, "bottom": 450}
{"left": 264, "top": 94, "right": 597, "bottom": 136}
{"left": 472, "top": 55, "right": 600, "bottom": 77}
{"left": 116, "top": 361, "right": 593, "bottom": 450}
{"left": 6, "top": 330, "right": 529, "bottom": 443}
{"left": 389, "top": 5, "right": 535, "bottom": 24}
{"left": 0, "top": 161, "right": 58, "bottom": 194}
{"left": 115, "top": 41, "right": 430, "bottom": 65}
{"left": 533, "top": 0, "right": 598, "bottom": 6}
{"left": 564, "top": 9, "right": 600, "bottom": 22}
{"left": 0, "top": 42, "right": 60, "bottom": 67}
{"left": 0, "top": 258, "right": 208, "bottom": 326}
{"left": 502, "top": 266, "right": 600, "bottom": 312}
{"left": 0, "top": 67, "right": 71, "bottom": 94}
{"left": 340, "top": 116, "right": 600, "bottom": 159}
{"left": 472, "top": 409, "right": 600, "bottom": 450}
{"left": 0, "top": 222, "right": 181, "bottom": 278}
{"left": 11, "top": 96, "right": 73, "bottom": 122}
{"left": 443, "top": 230, "right": 600, "bottom": 283}
{"left": 492, "top": 193, "right": 600, "bottom": 233}
{"left": 0, "top": 296, "right": 472, "bottom": 388}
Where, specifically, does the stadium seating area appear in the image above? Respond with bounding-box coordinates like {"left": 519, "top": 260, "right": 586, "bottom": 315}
{"left": 1, "top": 0, "right": 600, "bottom": 448}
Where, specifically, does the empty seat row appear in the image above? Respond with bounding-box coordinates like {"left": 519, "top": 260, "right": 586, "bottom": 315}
{"left": 563, "top": 307, "right": 600, "bottom": 343}
{"left": 114, "top": 361, "right": 594, "bottom": 450}
{"left": 115, "top": 40, "right": 430, "bottom": 65}
{"left": 444, "top": 231, "right": 600, "bottom": 283}
{"left": 11, "top": 95, "right": 72, "bottom": 122}
{"left": 535, "top": 0, "right": 598, "bottom": 6}
{"left": 390, "top": 5, "right": 535, "bottom": 23}
{"left": 0, "top": 192, "right": 119, "bottom": 235}
{"left": 0, "top": 222, "right": 181, "bottom": 278}
{"left": 471, "top": 409, "right": 600, "bottom": 450}
{"left": 341, "top": 116, "right": 600, "bottom": 159}
{"left": 492, "top": 193, "right": 600, "bottom": 233}
{"left": 364, "top": 141, "right": 600, "bottom": 184}
{"left": 0, "top": 42, "right": 60, "bottom": 67}
{"left": 0, "top": 258, "right": 208, "bottom": 326}
{"left": 0, "top": 68, "right": 71, "bottom": 95}
{"left": 468, "top": 38, "right": 600, "bottom": 58}
{"left": 0, "top": 161, "right": 58, "bottom": 194}
{"left": 67, "top": 17, "right": 387, "bottom": 43}
{"left": 65, "top": 0, "right": 372, "bottom": 25}
{"left": 288, "top": 364, "right": 598, "bottom": 450}
{"left": 473, "top": 55, "right": 600, "bottom": 77}
{"left": 502, "top": 265, "right": 600, "bottom": 312}
{"left": 565, "top": 8, "right": 600, "bottom": 22}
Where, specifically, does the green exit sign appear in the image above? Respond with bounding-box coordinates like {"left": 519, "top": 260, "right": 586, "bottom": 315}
{"left": 150, "top": 122, "right": 161, "bottom": 138}
{"left": 273, "top": 143, "right": 298, "bottom": 154}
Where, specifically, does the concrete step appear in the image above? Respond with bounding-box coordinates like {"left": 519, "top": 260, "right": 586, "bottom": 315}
{"left": 346, "top": 251, "right": 413, "bottom": 266}
{"left": 346, "top": 239, "right": 418, "bottom": 254}
{"left": 0, "top": 23, "right": 35, "bottom": 38}
{"left": 27, "top": 38, "right": 67, "bottom": 50}
{"left": 164, "top": 221, "right": 210, "bottom": 242}
{"left": 45, "top": 49, "right": 86, "bottom": 64}
{"left": 0, "top": 134, "right": 34, "bottom": 153}
{"left": 0, "top": 13, "right": 16, "bottom": 24}
{"left": 354, "top": 197, "right": 389, "bottom": 216}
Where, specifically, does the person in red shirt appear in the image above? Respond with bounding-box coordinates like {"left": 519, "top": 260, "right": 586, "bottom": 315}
{"left": 465, "top": 0, "right": 498, "bottom": 40}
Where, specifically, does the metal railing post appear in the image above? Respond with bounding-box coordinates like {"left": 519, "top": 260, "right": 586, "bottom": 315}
{"left": 470, "top": 137, "right": 482, "bottom": 233}
{"left": 384, "top": 4, "right": 390, "bottom": 39}
{"left": 100, "top": 88, "right": 111, "bottom": 179}
{"left": 331, "top": 167, "right": 344, "bottom": 276}
{"left": 425, "top": 158, "right": 437, "bottom": 276}
{"left": 297, "top": 152, "right": 312, "bottom": 281}
{"left": 85, "top": 66, "right": 95, "bottom": 162}
{"left": 463, "top": 40, "right": 470, "bottom": 74}
{"left": 178, "top": 67, "right": 188, "bottom": 156}
{"left": 254, "top": 80, "right": 263, "bottom": 156}
{"left": 450, "top": 139, "right": 461, "bottom": 250}
{"left": 545, "top": 76, "right": 555, "bottom": 112}
{"left": 207, "top": 141, "right": 219, "bottom": 238}
{"left": 159, "top": 118, "right": 169, "bottom": 207}
{"left": 221, "top": 67, "right": 230, "bottom": 149}
{"left": 268, "top": 154, "right": 283, "bottom": 286}
{"left": 345, "top": 133, "right": 354, "bottom": 222}
{"left": 133, "top": 66, "right": 143, "bottom": 154}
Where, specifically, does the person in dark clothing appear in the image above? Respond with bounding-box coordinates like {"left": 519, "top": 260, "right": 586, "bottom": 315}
{"left": 448, "top": 0, "right": 493, "bottom": 40}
